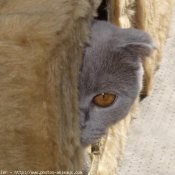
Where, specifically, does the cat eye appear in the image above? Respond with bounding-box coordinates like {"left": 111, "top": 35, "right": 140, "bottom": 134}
{"left": 93, "top": 93, "right": 116, "bottom": 107}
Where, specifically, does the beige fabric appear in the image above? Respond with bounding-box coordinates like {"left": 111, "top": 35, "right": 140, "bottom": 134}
{"left": 0, "top": 0, "right": 101, "bottom": 171}
{"left": 135, "top": 0, "right": 175, "bottom": 95}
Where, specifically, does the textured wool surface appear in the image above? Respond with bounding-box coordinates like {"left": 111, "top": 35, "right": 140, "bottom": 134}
{"left": 0, "top": 0, "right": 101, "bottom": 171}
{"left": 88, "top": 0, "right": 175, "bottom": 175}
{"left": 135, "top": 0, "right": 175, "bottom": 95}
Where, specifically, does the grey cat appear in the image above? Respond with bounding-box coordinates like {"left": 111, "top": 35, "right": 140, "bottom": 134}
{"left": 79, "top": 20, "right": 155, "bottom": 148}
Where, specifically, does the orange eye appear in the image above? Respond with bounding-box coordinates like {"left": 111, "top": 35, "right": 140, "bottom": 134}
{"left": 93, "top": 93, "right": 116, "bottom": 107}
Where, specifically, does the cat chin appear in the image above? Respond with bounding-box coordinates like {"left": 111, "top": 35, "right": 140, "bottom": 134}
{"left": 80, "top": 134, "right": 98, "bottom": 147}
{"left": 80, "top": 137, "right": 90, "bottom": 148}
{"left": 80, "top": 129, "right": 106, "bottom": 147}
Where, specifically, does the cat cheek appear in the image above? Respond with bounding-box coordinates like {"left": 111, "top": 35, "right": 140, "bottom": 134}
{"left": 80, "top": 118, "right": 86, "bottom": 129}
{"left": 80, "top": 110, "right": 89, "bottom": 129}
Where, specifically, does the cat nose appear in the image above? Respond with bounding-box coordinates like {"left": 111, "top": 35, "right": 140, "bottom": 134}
{"left": 80, "top": 112, "right": 87, "bottom": 129}
{"left": 81, "top": 121, "right": 86, "bottom": 129}
{"left": 79, "top": 110, "right": 89, "bottom": 129}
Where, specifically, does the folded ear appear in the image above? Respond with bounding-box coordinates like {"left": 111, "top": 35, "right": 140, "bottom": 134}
{"left": 119, "top": 28, "right": 156, "bottom": 59}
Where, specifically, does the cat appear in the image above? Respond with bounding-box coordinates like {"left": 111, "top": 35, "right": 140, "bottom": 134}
{"left": 78, "top": 20, "right": 155, "bottom": 148}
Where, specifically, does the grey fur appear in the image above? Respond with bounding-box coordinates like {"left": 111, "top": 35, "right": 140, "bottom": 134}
{"left": 79, "top": 20, "right": 155, "bottom": 147}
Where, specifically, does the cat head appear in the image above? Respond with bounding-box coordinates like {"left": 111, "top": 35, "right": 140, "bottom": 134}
{"left": 79, "top": 20, "right": 155, "bottom": 147}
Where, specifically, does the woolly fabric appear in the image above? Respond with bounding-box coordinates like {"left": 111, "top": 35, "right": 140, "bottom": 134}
{"left": 134, "top": 0, "right": 175, "bottom": 95}
{"left": 89, "top": 0, "right": 175, "bottom": 175}
{"left": 0, "top": 0, "right": 101, "bottom": 171}
{"left": 109, "top": 0, "right": 136, "bottom": 28}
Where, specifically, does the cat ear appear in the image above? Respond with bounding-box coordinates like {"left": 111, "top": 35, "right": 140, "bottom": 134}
{"left": 119, "top": 28, "right": 156, "bottom": 59}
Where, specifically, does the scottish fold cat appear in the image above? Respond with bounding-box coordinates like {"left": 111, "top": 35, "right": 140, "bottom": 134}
{"left": 79, "top": 20, "right": 155, "bottom": 148}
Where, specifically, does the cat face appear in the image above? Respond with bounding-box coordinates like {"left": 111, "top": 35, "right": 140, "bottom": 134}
{"left": 79, "top": 20, "right": 155, "bottom": 147}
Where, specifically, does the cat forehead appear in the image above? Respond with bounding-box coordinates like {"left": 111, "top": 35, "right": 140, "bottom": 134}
{"left": 78, "top": 20, "right": 149, "bottom": 97}
{"left": 82, "top": 20, "right": 143, "bottom": 73}
{"left": 82, "top": 32, "right": 140, "bottom": 74}
{"left": 91, "top": 20, "right": 130, "bottom": 45}
{"left": 79, "top": 46, "right": 139, "bottom": 96}
{"left": 90, "top": 20, "right": 153, "bottom": 47}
